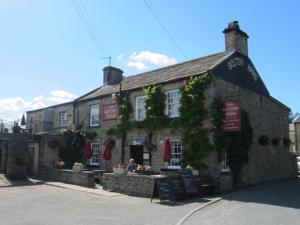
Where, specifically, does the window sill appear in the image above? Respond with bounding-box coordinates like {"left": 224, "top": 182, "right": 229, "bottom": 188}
{"left": 89, "top": 125, "right": 100, "bottom": 129}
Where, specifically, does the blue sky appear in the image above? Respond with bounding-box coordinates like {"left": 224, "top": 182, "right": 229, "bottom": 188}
{"left": 0, "top": 0, "right": 300, "bottom": 121}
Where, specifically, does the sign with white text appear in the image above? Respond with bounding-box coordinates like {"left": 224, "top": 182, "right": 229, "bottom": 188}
{"left": 221, "top": 100, "right": 241, "bottom": 132}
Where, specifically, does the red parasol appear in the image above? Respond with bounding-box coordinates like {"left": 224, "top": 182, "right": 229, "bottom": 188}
{"left": 103, "top": 143, "right": 112, "bottom": 161}
{"left": 163, "top": 138, "right": 171, "bottom": 162}
{"left": 84, "top": 142, "right": 92, "bottom": 160}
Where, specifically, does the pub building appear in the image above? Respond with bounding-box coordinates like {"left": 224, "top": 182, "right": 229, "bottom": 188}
{"left": 26, "top": 21, "right": 296, "bottom": 195}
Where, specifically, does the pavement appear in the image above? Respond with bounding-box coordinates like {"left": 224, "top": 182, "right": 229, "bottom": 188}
{"left": 0, "top": 174, "right": 222, "bottom": 225}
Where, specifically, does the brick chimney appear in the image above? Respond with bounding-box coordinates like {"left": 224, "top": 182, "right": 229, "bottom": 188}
{"left": 103, "top": 66, "right": 123, "bottom": 85}
{"left": 223, "top": 21, "right": 249, "bottom": 56}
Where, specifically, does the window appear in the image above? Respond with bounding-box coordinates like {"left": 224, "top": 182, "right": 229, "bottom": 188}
{"left": 135, "top": 96, "right": 146, "bottom": 121}
{"left": 59, "top": 112, "right": 67, "bottom": 127}
{"left": 168, "top": 140, "right": 182, "bottom": 169}
{"left": 220, "top": 150, "right": 230, "bottom": 172}
{"left": 89, "top": 143, "right": 100, "bottom": 166}
{"left": 90, "top": 104, "right": 100, "bottom": 127}
{"left": 166, "top": 90, "right": 181, "bottom": 118}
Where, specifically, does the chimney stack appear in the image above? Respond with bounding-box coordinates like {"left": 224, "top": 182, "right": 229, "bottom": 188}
{"left": 223, "top": 21, "right": 249, "bottom": 56}
{"left": 103, "top": 66, "right": 123, "bottom": 85}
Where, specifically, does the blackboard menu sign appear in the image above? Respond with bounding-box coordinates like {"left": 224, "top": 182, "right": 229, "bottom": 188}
{"left": 169, "top": 176, "right": 186, "bottom": 200}
{"left": 151, "top": 177, "right": 173, "bottom": 202}
{"left": 180, "top": 170, "right": 198, "bottom": 195}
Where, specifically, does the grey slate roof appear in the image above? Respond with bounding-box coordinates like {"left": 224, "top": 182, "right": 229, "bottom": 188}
{"left": 78, "top": 52, "right": 228, "bottom": 101}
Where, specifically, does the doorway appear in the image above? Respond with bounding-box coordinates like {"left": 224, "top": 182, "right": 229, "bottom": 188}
{"left": 27, "top": 143, "right": 39, "bottom": 176}
{"left": 129, "top": 145, "right": 143, "bottom": 165}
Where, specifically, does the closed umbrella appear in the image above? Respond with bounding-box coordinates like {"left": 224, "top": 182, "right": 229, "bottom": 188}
{"left": 163, "top": 138, "right": 171, "bottom": 166}
{"left": 84, "top": 142, "right": 92, "bottom": 160}
{"left": 103, "top": 143, "right": 112, "bottom": 161}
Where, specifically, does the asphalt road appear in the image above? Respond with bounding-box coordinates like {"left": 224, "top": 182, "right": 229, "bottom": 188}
{"left": 182, "top": 178, "right": 300, "bottom": 225}
{"left": 0, "top": 180, "right": 218, "bottom": 225}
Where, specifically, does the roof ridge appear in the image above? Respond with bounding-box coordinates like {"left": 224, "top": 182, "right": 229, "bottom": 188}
{"left": 123, "top": 52, "right": 225, "bottom": 80}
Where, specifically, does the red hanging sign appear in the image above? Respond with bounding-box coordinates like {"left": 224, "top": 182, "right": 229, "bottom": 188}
{"left": 221, "top": 100, "right": 241, "bottom": 132}
{"left": 103, "top": 104, "right": 118, "bottom": 121}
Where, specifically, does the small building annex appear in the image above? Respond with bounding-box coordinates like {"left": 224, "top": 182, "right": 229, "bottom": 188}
{"left": 26, "top": 21, "right": 297, "bottom": 190}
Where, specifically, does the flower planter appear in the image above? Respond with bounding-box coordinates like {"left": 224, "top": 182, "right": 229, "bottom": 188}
{"left": 113, "top": 167, "right": 128, "bottom": 174}
{"left": 72, "top": 165, "right": 84, "bottom": 172}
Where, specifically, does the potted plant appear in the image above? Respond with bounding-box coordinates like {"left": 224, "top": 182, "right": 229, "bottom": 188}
{"left": 72, "top": 162, "right": 84, "bottom": 172}
{"left": 113, "top": 164, "right": 127, "bottom": 174}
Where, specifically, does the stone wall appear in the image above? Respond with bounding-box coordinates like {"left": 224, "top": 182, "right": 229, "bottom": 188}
{"left": 102, "top": 173, "right": 155, "bottom": 197}
{"left": 295, "top": 122, "right": 300, "bottom": 155}
{"left": 41, "top": 169, "right": 95, "bottom": 187}
{"left": 0, "top": 133, "right": 36, "bottom": 179}
{"left": 213, "top": 77, "right": 297, "bottom": 188}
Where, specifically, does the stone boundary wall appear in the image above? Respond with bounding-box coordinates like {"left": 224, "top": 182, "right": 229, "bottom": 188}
{"left": 40, "top": 169, "right": 95, "bottom": 187}
{"left": 102, "top": 173, "right": 155, "bottom": 197}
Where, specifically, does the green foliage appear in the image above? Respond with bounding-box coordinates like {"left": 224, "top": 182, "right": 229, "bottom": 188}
{"left": 211, "top": 98, "right": 253, "bottom": 187}
{"left": 58, "top": 125, "right": 85, "bottom": 168}
{"left": 143, "top": 84, "right": 168, "bottom": 130}
{"left": 105, "top": 91, "right": 133, "bottom": 137}
{"left": 179, "top": 73, "right": 213, "bottom": 169}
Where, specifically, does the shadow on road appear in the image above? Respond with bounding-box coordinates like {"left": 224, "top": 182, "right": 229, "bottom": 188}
{"left": 0, "top": 174, "right": 43, "bottom": 188}
{"left": 224, "top": 178, "right": 300, "bottom": 209}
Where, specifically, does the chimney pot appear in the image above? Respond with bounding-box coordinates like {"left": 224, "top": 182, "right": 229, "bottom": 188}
{"left": 223, "top": 21, "right": 249, "bottom": 56}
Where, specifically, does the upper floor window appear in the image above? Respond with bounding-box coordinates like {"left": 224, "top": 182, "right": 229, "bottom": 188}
{"left": 166, "top": 90, "right": 181, "bottom": 118}
{"left": 59, "top": 112, "right": 67, "bottom": 127}
{"left": 135, "top": 96, "right": 146, "bottom": 121}
{"left": 90, "top": 104, "right": 100, "bottom": 127}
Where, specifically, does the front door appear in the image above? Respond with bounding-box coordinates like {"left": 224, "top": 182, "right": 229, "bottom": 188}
{"left": 130, "top": 145, "right": 143, "bottom": 165}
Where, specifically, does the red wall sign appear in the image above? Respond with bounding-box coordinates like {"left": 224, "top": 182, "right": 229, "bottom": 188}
{"left": 103, "top": 104, "right": 118, "bottom": 121}
{"left": 221, "top": 100, "right": 241, "bottom": 132}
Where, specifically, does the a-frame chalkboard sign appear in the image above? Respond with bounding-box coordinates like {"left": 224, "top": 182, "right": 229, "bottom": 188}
{"left": 151, "top": 177, "right": 173, "bottom": 202}
{"left": 180, "top": 170, "right": 198, "bottom": 195}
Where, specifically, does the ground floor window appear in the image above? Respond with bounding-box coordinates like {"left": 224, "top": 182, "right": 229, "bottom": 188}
{"left": 89, "top": 143, "right": 100, "bottom": 166}
{"left": 220, "top": 149, "right": 230, "bottom": 172}
{"left": 168, "top": 140, "right": 182, "bottom": 169}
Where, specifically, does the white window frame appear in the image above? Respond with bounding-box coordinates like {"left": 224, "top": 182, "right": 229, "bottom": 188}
{"left": 168, "top": 140, "right": 182, "bottom": 169}
{"left": 90, "top": 104, "right": 100, "bottom": 127}
{"left": 89, "top": 143, "right": 100, "bottom": 166}
{"left": 135, "top": 96, "right": 146, "bottom": 121}
{"left": 165, "top": 89, "right": 181, "bottom": 118}
{"left": 220, "top": 149, "right": 231, "bottom": 172}
{"left": 59, "top": 112, "right": 67, "bottom": 127}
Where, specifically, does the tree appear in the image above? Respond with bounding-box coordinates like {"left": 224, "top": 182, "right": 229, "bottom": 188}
{"left": 58, "top": 125, "right": 85, "bottom": 168}
{"left": 289, "top": 111, "right": 299, "bottom": 123}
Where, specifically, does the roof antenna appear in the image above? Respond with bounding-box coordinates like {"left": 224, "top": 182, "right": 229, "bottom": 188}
{"left": 101, "top": 56, "right": 111, "bottom": 66}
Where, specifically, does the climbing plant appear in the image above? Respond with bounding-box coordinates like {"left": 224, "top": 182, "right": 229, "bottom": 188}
{"left": 58, "top": 125, "right": 97, "bottom": 168}
{"left": 105, "top": 90, "right": 133, "bottom": 163}
{"left": 211, "top": 97, "right": 253, "bottom": 187}
{"left": 179, "top": 73, "right": 213, "bottom": 169}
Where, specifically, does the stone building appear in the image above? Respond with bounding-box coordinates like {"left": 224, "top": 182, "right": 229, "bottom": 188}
{"left": 293, "top": 117, "right": 300, "bottom": 155}
{"left": 26, "top": 21, "right": 297, "bottom": 190}
{"left": 26, "top": 102, "right": 73, "bottom": 133}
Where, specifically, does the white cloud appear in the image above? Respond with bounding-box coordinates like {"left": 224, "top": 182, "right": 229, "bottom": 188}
{"left": 48, "top": 90, "right": 77, "bottom": 103}
{"left": 121, "top": 51, "right": 177, "bottom": 70}
{"left": 0, "top": 90, "right": 77, "bottom": 121}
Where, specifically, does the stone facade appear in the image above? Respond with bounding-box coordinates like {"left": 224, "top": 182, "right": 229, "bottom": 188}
{"left": 26, "top": 102, "right": 73, "bottom": 133}
{"left": 294, "top": 119, "right": 300, "bottom": 155}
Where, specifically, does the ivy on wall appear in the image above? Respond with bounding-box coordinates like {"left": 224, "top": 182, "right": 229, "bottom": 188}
{"left": 211, "top": 97, "right": 253, "bottom": 187}
{"left": 179, "top": 73, "right": 213, "bottom": 169}
{"left": 106, "top": 90, "right": 133, "bottom": 163}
